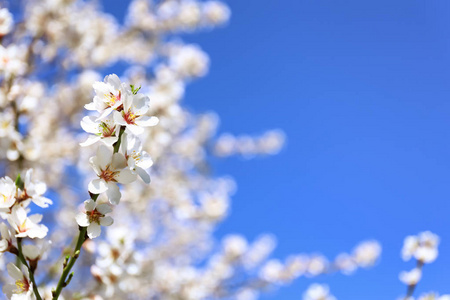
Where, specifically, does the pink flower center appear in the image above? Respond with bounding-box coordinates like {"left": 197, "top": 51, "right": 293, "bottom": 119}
{"left": 99, "top": 166, "right": 118, "bottom": 182}
{"left": 88, "top": 209, "right": 104, "bottom": 224}
{"left": 107, "top": 90, "right": 121, "bottom": 107}
{"left": 122, "top": 109, "right": 138, "bottom": 125}
{"left": 18, "top": 220, "right": 28, "bottom": 233}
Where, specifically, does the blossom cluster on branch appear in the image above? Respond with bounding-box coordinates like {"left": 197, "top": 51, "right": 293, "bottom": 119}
{"left": 0, "top": 1, "right": 446, "bottom": 300}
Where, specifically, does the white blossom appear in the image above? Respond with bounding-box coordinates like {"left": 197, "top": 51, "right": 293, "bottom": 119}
{"left": 352, "top": 240, "right": 381, "bottom": 267}
{"left": 0, "top": 44, "right": 27, "bottom": 77}
{"left": 121, "top": 133, "right": 153, "bottom": 183}
{"left": 22, "top": 241, "right": 51, "bottom": 262}
{"left": 0, "top": 8, "right": 13, "bottom": 36}
{"left": 402, "top": 231, "right": 439, "bottom": 264}
{"left": 7, "top": 206, "right": 48, "bottom": 239}
{"left": 21, "top": 169, "right": 52, "bottom": 208}
{"left": 76, "top": 199, "right": 113, "bottom": 239}
{"left": 88, "top": 145, "right": 137, "bottom": 205}
{"left": 222, "top": 235, "right": 248, "bottom": 260}
{"left": 0, "top": 223, "right": 14, "bottom": 253}
{"left": 80, "top": 114, "right": 120, "bottom": 147}
{"left": 259, "top": 259, "right": 283, "bottom": 282}
{"left": 203, "top": 1, "right": 230, "bottom": 26}
{"left": 0, "top": 111, "right": 15, "bottom": 137}
{"left": 303, "top": 284, "right": 336, "bottom": 300}
{"left": 113, "top": 90, "right": 159, "bottom": 135}
{"left": 2, "top": 263, "right": 35, "bottom": 300}
{"left": 0, "top": 176, "right": 16, "bottom": 211}
{"left": 85, "top": 74, "right": 128, "bottom": 120}
{"left": 169, "top": 44, "right": 209, "bottom": 78}
{"left": 335, "top": 253, "right": 357, "bottom": 275}
{"left": 307, "top": 255, "right": 328, "bottom": 277}
{"left": 399, "top": 268, "right": 422, "bottom": 286}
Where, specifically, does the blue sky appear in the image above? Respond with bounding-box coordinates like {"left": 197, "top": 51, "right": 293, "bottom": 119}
{"left": 107, "top": 0, "right": 450, "bottom": 298}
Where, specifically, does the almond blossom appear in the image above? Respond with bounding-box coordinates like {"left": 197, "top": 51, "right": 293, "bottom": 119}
{"left": 121, "top": 133, "right": 153, "bottom": 183}
{"left": 399, "top": 268, "right": 422, "bottom": 286}
{"left": 7, "top": 206, "right": 48, "bottom": 239}
{"left": 0, "top": 44, "right": 27, "bottom": 78}
{"left": 0, "top": 1, "right": 447, "bottom": 300}
{"left": 2, "top": 263, "right": 35, "bottom": 300}
{"left": 113, "top": 90, "right": 159, "bottom": 135}
{"left": 85, "top": 74, "right": 128, "bottom": 120}
{"left": 20, "top": 169, "right": 52, "bottom": 208}
{"left": 76, "top": 199, "right": 113, "bottom": 239}
{"left": 303, "top": 284, "right": 336, "bottom": 300}
{"left": 0, "top": 8, "right": 13, "bottom": 36}
{"left": 22, "top": 242, "right": 51, "bottom": 263}
{"left": 0, "top": 223, "right": 14, "bottom": 254}
{"left": 0, "top": 176, "right": 16, "bottom": 211}
{"left": 402, "top": 231, "right": 439, "bottom": 264}
{"left": 88, "top": 145, "right": 137, "bottom": 205}
{"left": 80, "top": 114, "right": 120, "bottom": 147}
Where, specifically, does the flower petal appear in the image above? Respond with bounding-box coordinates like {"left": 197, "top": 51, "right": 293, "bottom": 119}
{"left": 34, "top": 182, "right": 47, "bottom": 195}
{"left": 96, "top": 203, "right": 112, "bottom": 215}
{"left": 126, "top": 124, "right": 144, "bottom": 135}
{"left": 89, "top": 156, "right": 101, "bottom": 175}
{"left": 115, "top": 169, "right": 137, "bottom": 184}
{"left": 80, "top": 116, "right": 99, "bottom": 134}
{"left": 106, "top": 74, "right": 121, "bottom": 89}
{"left": 27, "top": 225, "right": 48, "bottom": 239}
{"left": 76, "top": 213, "right": 90, "bottom": 227}
{"left": 132, "top": 94, "right": 150, "bottom": 115}
{"left": 135, "top": 116, "right": 159, "bottom": 127}
{"left": 84, "top": 102, "right": 96, "bottom": 110}
{"left": 137, "top": 152, "right": 153, "bottom": 169}
{"left": 84, "top": 199, "right": 96, "bottom": 211}
{"left": 80, "top": 135, "right": 100, "bottom": 147}
{"left": 100, "top": 216, "right": 114, "bottom": 226}
{"left": 111, "top": 153, "right": 127, "bottom": 170}
{"left": 0, "top": 240, "right": 8, "bottom": 252}
{"left": 31, "top": 196, "right": 52, "bottom": 208}
{"left": 87, "top": 222, "right": 101, "bottom": 239}
{"left": 96, "top": 107, "right": 114, "bottom": 121}
{"left": 28, "top": 214, "right": 43, "bottom": 224}
{"left": 96, "top": 145, "right": 112, "bottom": 169}
{"left": 88, "top": 179, "right": 108, "bottom": 194}
{"left": 7, "top": 263, "right": 23, "bottom": 280}
{"left": 101, "top": 136, "right": 118, "bottom": 147}
{"left": 24, "top": 169, "right": 32, "bottom": 186}
{"left": 122, "top": 90, "right": 133, "bottom": 112}
{"left": 113, "top": 110, "right": 127, "bottom": 126}
{"left": 136, "top": 167, "right": 150, "bottom": 184}
{"left": 106, "top": 182, "right": 121, "bottom": 205}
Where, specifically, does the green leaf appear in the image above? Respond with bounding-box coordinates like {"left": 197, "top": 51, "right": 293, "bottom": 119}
{"left": 14, "top": 174, "right": 24, "bottom": 190}
{"left": 130, "top": 84, "right": 141, "bottom": 95}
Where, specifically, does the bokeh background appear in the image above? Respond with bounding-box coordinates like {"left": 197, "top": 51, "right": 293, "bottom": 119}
{"left": 106, "top": 0, "right": 450, "bottom": 298}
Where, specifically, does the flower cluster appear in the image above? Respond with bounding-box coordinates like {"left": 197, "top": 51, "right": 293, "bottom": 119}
{"left": 399, "top": 231, "right": 441, "bottom": 299}
{"left": 77, "top": 74, "right": 158, "bottom": 238}
{"left": 0, "top": 169, "right": 51, "bottom": 299}
{"left": 399, "top": 231, "right": 439, "bottom": 287}
{"left": 0, "top": 1, "right": 447, "bottom": 300}
{"left": 0, "top": 170, "right": 50, "bottom": 242}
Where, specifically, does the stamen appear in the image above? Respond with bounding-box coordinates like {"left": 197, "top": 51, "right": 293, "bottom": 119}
{"left": 99, "top": 166, "right": 118, "bottom": 182}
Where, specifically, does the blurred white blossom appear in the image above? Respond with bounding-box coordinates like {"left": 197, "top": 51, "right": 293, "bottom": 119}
{"left": 303, "top": 284, "right": 336, "bottom": 300}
